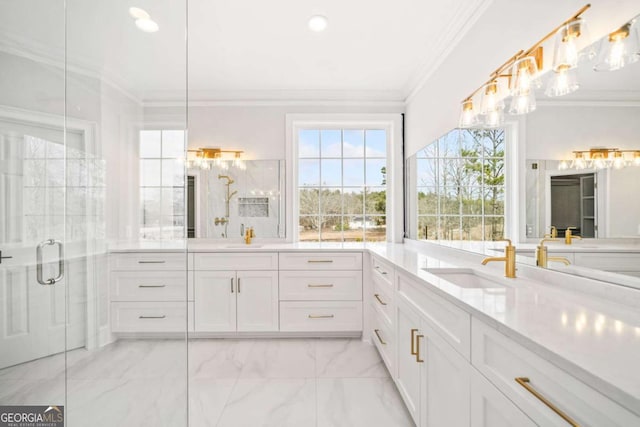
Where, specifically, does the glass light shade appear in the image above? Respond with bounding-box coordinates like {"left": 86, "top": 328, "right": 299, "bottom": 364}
{"left": 459, "top": 99, "right": 479, "bottom": 128}
{"left": 509, "top": 91, "right": 536, "bottom": 115}
{"left": 545, "top": 65, "right": 579, "bottom": 97}
{"left": 612, "top": 152, "right": 625, "bottom": 169}
{"left": 634, "top": 152, "right": 640, "bottom": 166}
{"left": 572, "top": 153, "right": 587, "bottom": 170}
{"left": 483, "top": 109, "right": 504, "bottom": 128}
{"left": 591, "top": 153, "right": 609, "bottom": 169}
{"left": 552, "top": 18, "right": 594, "bottom": 70}
{"left": 510, "top": 56, "right": 541, "bottom": 96}
{"left": 594, "top": 21, "right": 640, "bottom": 71}
{"left": 479, "top": 81, "right": 505, "bottom": 113}
{"left": 558, "top": 160, "right": 569, "bottom": 170}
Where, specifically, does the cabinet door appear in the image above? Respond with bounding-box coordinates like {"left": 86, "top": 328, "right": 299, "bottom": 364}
{"left": 194, "top": 271, "right": 236, "bottom": 332}
{"left": 470, "top": 367, "right": 536, "bottom": 427}
{"left": 236, "top": 270, "right": 279, "bottom": 332}
{"left": 422, "top": 319, "right": 470, "bottom": 427}
{"left": 396, "top": 298, "right": 422, "bottom": 426}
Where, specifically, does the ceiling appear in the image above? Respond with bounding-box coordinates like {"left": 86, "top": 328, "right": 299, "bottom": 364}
{"left": 0, "top": 0, "right": 491, "bottom": 103}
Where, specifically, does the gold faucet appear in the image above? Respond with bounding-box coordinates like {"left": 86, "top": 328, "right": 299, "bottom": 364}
{"left": 481, "top": 239, "right": 516, "bottom": 278}
{"left": 565, "top": 227, "right": 582, "bottom": 245}
{"left": 536, "top": 238, "right": 571, "bottom": 268}
{"left": 544, "top": 226, "right": 557, "bottom": 239}
{"left": 244, "top": 227, "right": 255, "bottom": 245}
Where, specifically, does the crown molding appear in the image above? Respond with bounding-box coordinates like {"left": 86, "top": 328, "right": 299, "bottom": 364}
{"left": 403, "top": 0, "right": 493, "bottom": 104}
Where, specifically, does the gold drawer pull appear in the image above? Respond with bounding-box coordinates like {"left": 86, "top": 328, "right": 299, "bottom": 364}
{"left": 374, "top": 329, "right": 386, "bottom": 345}
{"left": 139, "top": 315, "right": 166, "bottom": 319}
{"left": 308, "top": 314, "right": 334, "bottom": 319}
{"left": 415, "top": 334, "right": 424, "bottom": 363}
{"left": 138, "top": 261, "right": 166, "bottom": 264}
{"left": 307, "top": 260, "right": 333, "bottom": 263}
{"left": 515, "top": 377, "right": 579, "bottom": 427}
{"left": 374, "top": 294, "right": 387, "bottom": 305}
{"left": 410, "top": 328, "right": 418, "bottom": 355}
{"left": 138, "top": 285, "right": 166, "bottom": 288}
{"left": 308, "top": 284, "right": 334, "bottom": 288}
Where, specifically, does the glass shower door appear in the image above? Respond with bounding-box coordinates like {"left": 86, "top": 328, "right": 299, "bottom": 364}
{"left": 0, "top": 2, "right": 69, "bottom": 416}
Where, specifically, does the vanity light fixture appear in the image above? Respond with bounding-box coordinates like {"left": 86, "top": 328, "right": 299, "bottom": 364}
{"left": 551, "top": 17, "right": 594, "bottom": 71}
{"left": 562, "top": 148, "right": 640, "bottom": 170}
{"left": 594, "top": 19, "right": 640, "bottom": 71}
{"left": 458, "top": 4, "right": 591, "bottom": 126}
{"left": 187, "top": 148, "right": 245, "bottom": 170}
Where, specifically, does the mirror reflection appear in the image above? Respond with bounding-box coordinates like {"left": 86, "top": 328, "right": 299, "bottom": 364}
{"left": 187, "top": 160, "right": 284, "bottom": 239}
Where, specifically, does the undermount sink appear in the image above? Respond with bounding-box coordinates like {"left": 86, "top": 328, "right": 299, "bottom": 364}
{"left": 225, "top": 244, "right": 264, "bottom": 249}
{"left": 422, "top": 268, "right": 506, "bottom": 289}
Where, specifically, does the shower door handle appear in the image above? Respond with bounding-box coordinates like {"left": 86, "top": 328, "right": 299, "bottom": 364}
{"left": 36, "top": 239, "right": 65, "bottom": 285}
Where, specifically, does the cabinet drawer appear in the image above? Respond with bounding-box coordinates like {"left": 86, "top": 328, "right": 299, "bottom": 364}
{"left": 371, "top": 277, "right": 394, "bottom": 326}
{"left": 279, "top": 301, "right": 362, "bottom": 332}
{"left": 110, "top": 271, "right": 193, "bottom": 301}
{"left": 371, "top": 254, "right": 394, "bottom": 288}
{"left": 110, "top": 253, "right": 187, "bottom": 271}
{"left": 279, "top": 252, "right": 362, "bottom": 271}
{"left": 279, "top": 270, "right": 362, "bottom": 301}
{"left": 472, "top": 318, "right": 639, "bottom": 426}
{"left": 111, "top": 302, "right": 193, "bottom": 333}
{"left": 397, "top": 272, "right": 470, "bottom": 360}
{"left": 372, "top": 311, "right": 395, "bottom": 375}
{"left": 193, "top": 252, "right": 278, "bottom": 271}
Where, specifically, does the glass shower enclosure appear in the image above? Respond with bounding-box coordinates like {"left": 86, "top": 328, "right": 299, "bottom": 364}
{"left": 0, "top": 1, "right": 189, "bottom": 425}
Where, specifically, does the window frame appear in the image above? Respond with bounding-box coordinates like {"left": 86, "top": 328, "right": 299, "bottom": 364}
{"left": 286, "top": 114, "right": 404, "bottom": 243}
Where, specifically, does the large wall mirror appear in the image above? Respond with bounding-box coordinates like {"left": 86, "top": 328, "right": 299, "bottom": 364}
{"left": 187, "top": 160, "right": 285, "bottom": 239}
{"left": 406, "top": 12, "right": 640, "bottom": 288}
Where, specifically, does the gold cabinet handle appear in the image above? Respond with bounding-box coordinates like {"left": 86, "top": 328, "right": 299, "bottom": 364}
{"left": 308, "top": 314, "right": 334, "bottom": 319}
{"left": 515, "top": 377, "right": 579, "bottom": 427}
{"left": 307, "top": 260, "right": 333, "bottom": 263}
{"left": 410, "top": 329, "right": 418, "bottom": 355}
{"left": 374, "top": 329, "right": 386, "bottom": 345}
{"left": 139, "top": 315, "right": 166, "bottom": 319}
{"left": 415, "top": 334, "right": 424, "bottom": 363}
{"left": 307, "top": 284, "right": 334, "bottom": 288}
{"left": 374, "top": 294, "right": 387, "bottom": 305}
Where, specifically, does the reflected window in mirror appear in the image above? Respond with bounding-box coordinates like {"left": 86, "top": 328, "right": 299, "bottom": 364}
{"left": 414, "top": 128, "right": 506, "bottom": 241}
{"left": 297, "top": 128, "right": 387, "bottom": 242}
{"left": 139, "top": 130, "right": 186, "bottom": 240}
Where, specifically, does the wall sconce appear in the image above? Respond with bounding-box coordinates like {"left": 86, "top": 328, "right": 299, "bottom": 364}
{"left": 561, "top": 148, "right": 640, "bottom": 170}
{"left": 594, "top": 18, "right": 640, "bottom": 71}
{"left": 187, "top": 148, "right": 245, "bottom": 170}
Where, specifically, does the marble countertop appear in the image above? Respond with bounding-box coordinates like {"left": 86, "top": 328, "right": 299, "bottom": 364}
{"left": 369, "top": 242, "right": 640, "bottom": 416}
{"left": 107, "top": 239, "right": 640, "bottom": 414}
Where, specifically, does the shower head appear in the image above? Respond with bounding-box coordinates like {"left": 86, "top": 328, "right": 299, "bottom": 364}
{"left": 218, "top": 174, "right": 235, "bottom": 184}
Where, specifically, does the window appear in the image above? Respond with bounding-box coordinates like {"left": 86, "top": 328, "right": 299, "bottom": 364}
{"left": 416, "top": 128, "right": 505, "bottom": 241}
{"left": 139, "top": 130, "right": 186, "bottom": 240}
{"left": 297, "top": 128, "right": 387, "bottom": 242}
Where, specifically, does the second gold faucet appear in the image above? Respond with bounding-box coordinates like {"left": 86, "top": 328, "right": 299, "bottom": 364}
{"left": 481, "top": 239, "right": 517, "bottom": 278}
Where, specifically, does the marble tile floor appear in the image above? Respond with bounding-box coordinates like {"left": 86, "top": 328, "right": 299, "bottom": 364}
{"left": 0, "top": 338, "right": 414, "bottom": 427}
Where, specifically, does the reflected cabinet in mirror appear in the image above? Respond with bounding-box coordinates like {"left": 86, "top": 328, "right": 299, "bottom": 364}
{"left": 187, "top": 160, "right": 284, "bottom": 239}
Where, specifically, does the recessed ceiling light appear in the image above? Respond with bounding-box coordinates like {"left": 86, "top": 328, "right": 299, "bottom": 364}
{"left": 135, "top": 18, "right": 159, "bottom": 33}
{"left": 129, "top": 7, "right": 150, "bottom": 20}
{"left": 308, "top": 15, "right": 328, "bottom": 32}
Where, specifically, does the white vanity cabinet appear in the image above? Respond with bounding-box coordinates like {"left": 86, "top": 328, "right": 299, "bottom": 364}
{"left": 193, "top": 253, "right": 279, "bottom": 332}
{"left": 370, "top": 254, "right": 396, "bottom": 378}
{"left": 394, "top": 271, "right": 471, "bottom": 427}
{"left": 109, "top": 252, "right": 192, "bottom": 333}
{"left": 279, "top": 252, "right": 363, "bottom": 333}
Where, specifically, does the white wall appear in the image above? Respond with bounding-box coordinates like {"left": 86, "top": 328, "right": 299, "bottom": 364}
{"left": 145, "top": 103, "right": 404, "bottom": 160}
{"left": 404, "top": 0, "right": 640, "bottom": 157}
